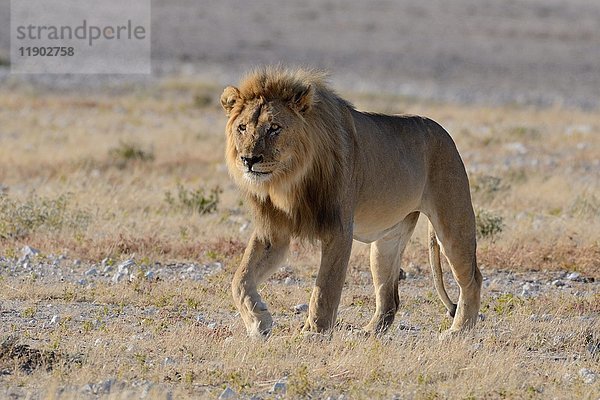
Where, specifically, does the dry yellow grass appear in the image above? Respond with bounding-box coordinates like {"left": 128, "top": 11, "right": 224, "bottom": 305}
{"left": 0, "top": 79, "right": 599, "bottom": 398}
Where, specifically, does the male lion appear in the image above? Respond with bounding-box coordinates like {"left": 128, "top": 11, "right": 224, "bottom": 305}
{"left": 220, "top": 67, "right": 482, "bottom": 338}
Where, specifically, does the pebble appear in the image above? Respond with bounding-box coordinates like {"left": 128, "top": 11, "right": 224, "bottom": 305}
{"left": 578, "top": 368, "right": 597, "bottom": 384}
{"left": 521, "top": 282, "right": 539, "bottom": 297}
{"left": 77, "top": 279, "right": 87, "bottom": 286}
{"left": 96, "top": 378, "right": 114, "bottom": 394}
{"left": 50, "top": 315, "right": 60, "bottom": 324}
{"left": 566, "top": 272, "right": 581, "bottom": 281}
{"left": 283, "top": 277, "right": 294, "bottom": 285}
{"left": 271, "top": 380, "right": 287, "bottom": 394}
{"left": 163, "top": 357, "right": 175, "bottom": 366}
{"left": 20, "top": 246, "right": 40, "bottom": 260}
{"left": 218, "top": 387, "right": 236, "bottom": 400}
{"left": 551, "top": 279, "right": 565, "bottom": 287}
{"left": 529, "top": 314, "right": 552, "bottom": 322}
{"left": 85, "top": 268, "right": 97, "bottom": 276}
{"left": 293, "top": 304, "right": 309, "bottom": 314}
{"left": 144, "top": 270, "right": 155, "bottom": 280}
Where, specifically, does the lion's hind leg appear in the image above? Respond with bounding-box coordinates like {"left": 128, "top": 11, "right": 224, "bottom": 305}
{"left": 364, "top": 212, "right": 419, "bottom": 335}
{"left": 427, "top": 207, "right": 482, "bottom": 337}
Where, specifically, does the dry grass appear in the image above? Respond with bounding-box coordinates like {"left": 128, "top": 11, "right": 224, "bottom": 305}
{"left": 0, "top": 79, "right": 599, "bottom": 398}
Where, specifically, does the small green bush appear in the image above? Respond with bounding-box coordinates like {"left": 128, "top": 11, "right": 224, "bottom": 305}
{"left": 108, "top": 141, "right": 154, "bottom": 168}
{"left": 569, "top": 193, "right": 600, "bottom": 217}
{"left": 471, "top": 175, "right": 509, "bottom": 201}
{"left": 164, "top": 183, "right": 221, "bottom": 215}
{"left": 475, "top": 207, "right": 504, "bottom": 239}
{"left": 0, "top": 193, "right": 91, "bottom": 239}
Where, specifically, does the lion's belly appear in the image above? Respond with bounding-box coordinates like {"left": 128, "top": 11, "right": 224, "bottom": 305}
{"left": 352, "top": 197, "right": 421, "bottom": 244}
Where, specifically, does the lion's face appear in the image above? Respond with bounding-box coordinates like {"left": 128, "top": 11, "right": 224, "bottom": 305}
{"left": 221, "top": 84, "right": 315, "bottom": 189}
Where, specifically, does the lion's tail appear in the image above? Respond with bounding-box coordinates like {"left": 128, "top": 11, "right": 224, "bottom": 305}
{"left": 428, "top": 221, "right": 457, "bottom": 318}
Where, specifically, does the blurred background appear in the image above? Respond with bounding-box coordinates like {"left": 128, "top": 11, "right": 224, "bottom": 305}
{"left": 1, "top": 0, "right": 600, "bottom": 108}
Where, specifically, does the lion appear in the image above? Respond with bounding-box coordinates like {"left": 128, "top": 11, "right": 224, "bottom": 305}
{"left": 220, "top": 67, "right": 482, "bottom": 338}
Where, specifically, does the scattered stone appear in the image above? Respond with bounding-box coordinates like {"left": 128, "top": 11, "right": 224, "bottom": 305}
{"left": 565, "top": 272, "right": 581, "bottom": 281}
{"left": 218, "top": 386, "right": 236, "bottom": 400}
{"left": 80, "top": 384, "right": 94, "bottom": 394}
{"left": 20, "top": 246, "right": 40, "bottom": 262}
{"left": 551, "top": 279, "right": 565, "bottom": 287}
{"left": 85, "top": 268, "right": 97, "bottom": 276}
{"left": 112, "top": 259, "right": 135, "bottom": 284}
{"left": 118, "top": 259, "right": 135, "bottom": 273}
{"left": 144, "top": 270, "right": 155, "bottom": 280}
{"left": 293, "top": 304, "right": 309, "bottom": 314}
{"left": 271, "top": 380, "right": 287, "bottom": 394}
{"left": 283, "top": 277, "right": 294, "bottom": 285}
{"left": 529, "top": 314, "right": 553, "bottom": 322}
{"left": 103, "top": 265, "right": 114, "bottom": 274}
{"left": 96, "top": 378, "right": 114, "bottom": 394}
{"left": 112, "top": 271, "right": 127, "bottom": 284}
{"left": 578, "top": 368, "right": 597, "bottom": 384}
{"left": 77, "top": 279, "right": 88, "bottom": 286}
{"left": 521, "top": 282, "right": 539, "bottom": 297}
{"left": 73, "top": 259, "right": 81, "bottom": 267}
{"left": 163, "top": 357, "right": 175, "bottom": 366}
{"left": 50, "top": 315, "right": 60, "bottom": 325}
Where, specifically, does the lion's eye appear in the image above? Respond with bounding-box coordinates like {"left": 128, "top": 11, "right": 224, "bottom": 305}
{"left": 237, "top": 124, "right": 246, "bottom": 134}
{"left": 267, "top": 124, "right": 281, "bottom": 137}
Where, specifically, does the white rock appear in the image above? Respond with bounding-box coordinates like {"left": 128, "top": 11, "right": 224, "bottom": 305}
{"left": 521, "top": 282, "right": 539, "bottom": 297}
{"left": 21, "top": 246, "right": 40, "bottom": 259}
{"left": 50, "top": 315, "right": 60, "bottom": 324}
{"left": 551, "top": 279, "right": 565, "bottom": 287}
{"left": 73, "top": 259, "right": 81, "bottom": 266}
{"left": 566, "top": 272, "right": 581, "bottom": 281}
{"left": 579, "top": 368, "right": 597, "bottom": 384}
{"left": 85, "top": 268, "right": 97, "bottom": 276}
{"left": 77, "top": 279, "right": 87, "bottom": 286}
{"left": 111, "top": 271, "right": 127, "bottom": 284}
{"left": 293, "top": 304, "right": 309, "bottom": 314}
{"left": 163, "top": 357, "right": 175, "bottom": 366}
{"left": 117, "top": 259, "right": 135, "bottom": 273}
{"left": 96, "top": 378, "right": 114, "bottom": 394}
{"left": 218, "top": 387, "right": 236, "bottom": 400}
{"left": 271, "top": 380, "right": 287, "bottom": 394}
{"left": 144, "top": 270, "right": 154, "bottom": 280}
{"left": 283, "top": 277, "right": 294, "bottom": 285}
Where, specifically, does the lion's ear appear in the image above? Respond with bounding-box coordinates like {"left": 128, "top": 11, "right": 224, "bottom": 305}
{"left": 220, "top": 86, "right": 241, "bottom": 115}
{"left": 289, "top": 84, "right": 314, "bottom": 114}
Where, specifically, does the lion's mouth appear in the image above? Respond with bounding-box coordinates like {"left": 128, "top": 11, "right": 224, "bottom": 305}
{"left": 244, "top": 169, "right": 273, "bottom": 182}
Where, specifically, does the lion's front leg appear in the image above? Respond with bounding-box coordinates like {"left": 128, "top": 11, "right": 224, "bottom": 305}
{"left": 304, "top": 229, "right": 353, "bottom": 333}
{"left": 232, "top": 230, "right": 290, "bottom": 338}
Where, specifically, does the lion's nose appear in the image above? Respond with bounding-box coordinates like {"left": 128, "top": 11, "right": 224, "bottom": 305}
{"left": 241, "top": 155, "right": 263, "bottom": 170}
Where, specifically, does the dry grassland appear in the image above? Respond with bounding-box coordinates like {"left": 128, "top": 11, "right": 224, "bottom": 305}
{"left": 0, "top": 79, "right": 598, "bottom": 399}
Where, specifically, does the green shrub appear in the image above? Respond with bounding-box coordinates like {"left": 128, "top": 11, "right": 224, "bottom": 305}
{"left": 475, "top": 207, "right": 504, "bottom": 239}
{"left": 0, "top": 193, "right": 90, "bottom": 239}
{"left": 164, "top": 183, "right": 221, "bottom": 215}
{"left": 471, "top": 175, "right": 509, "bottom": 201}
{"left": 108, "top": 141, "right": 154, "bottom": 168}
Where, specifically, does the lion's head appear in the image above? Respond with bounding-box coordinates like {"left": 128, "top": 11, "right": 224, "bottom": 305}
{"left": 221, "top": 67, "right": 352, "bottom": 239}
{"left": 220, "top": 68, "right": 324, "bottom": 197}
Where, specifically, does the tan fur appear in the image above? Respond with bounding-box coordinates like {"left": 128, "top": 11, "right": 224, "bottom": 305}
{"left": 221, "top": 66, "right": 482, "bottom": 338}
